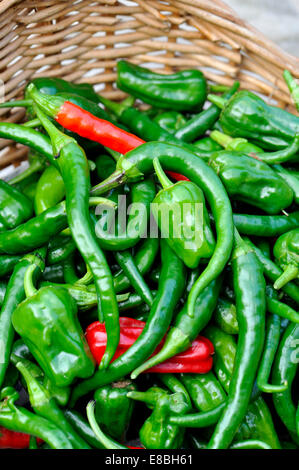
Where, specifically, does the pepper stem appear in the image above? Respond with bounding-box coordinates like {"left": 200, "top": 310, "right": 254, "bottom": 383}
{"left": 33, "top": 103, "right": 75, "bottom": 156}
{"left": 86, "top": 401, "right": 127, "bottom": 449}
{"left": 22, "top": 118, "right": 41, "bottom": 128}
{"left": 24, "top": 264, "right": 38, "bottom": 298}
{"left": 207, "top": 94, "right": 228, "bottom": 109}
{"left": 0, "top": 99, "right": 33, "bottom": 108}
{"left": 153, "top": 157, "right": 173, "bottom": 189}
{"left": 210, "top": 130, "right": 233, "bottom": 149}
{"left": 283, "top": 70, "right": 299, "bottom": 112}
{"left": 97, "top": 95, "right": 134, "bottom": 118}
{"left": 27, "top": 83, "right": 64, "bottom": 119}
{"left": 130, "top": 326, "right": 190, "bottom": 379}
{"left": 274, "top": 264, "right": 299, "bottom": 290}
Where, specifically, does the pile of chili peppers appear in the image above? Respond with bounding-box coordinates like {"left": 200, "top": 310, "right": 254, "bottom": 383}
{"left": 0, "top": 61, "right": 298, "bottom": 450}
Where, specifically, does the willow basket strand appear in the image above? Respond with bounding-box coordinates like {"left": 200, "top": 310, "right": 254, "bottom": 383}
{"left": 0, "top": 0, "right": 299, "bottom": 170}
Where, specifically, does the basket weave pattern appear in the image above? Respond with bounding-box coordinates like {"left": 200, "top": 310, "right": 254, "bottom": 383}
{"left": 0, "top": 0, "right": 299, "bottom": 169}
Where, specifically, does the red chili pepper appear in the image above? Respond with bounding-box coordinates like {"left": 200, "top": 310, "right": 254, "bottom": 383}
{"left": 57, "top": 101, "right": 145, "bottom": 154}
{"left": 0, "top": 427, "right": 43, "bottom": 449}
{"left": 85, "top": 317, "right": 214, "bottom": 374}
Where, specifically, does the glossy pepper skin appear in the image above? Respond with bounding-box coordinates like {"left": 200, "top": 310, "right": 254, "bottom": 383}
{"left": 94, "top": 380, "right": 136, "bottom": 442}
{"left": 209, "top": 151, "right": 294, "bottom": 214}
{"left": 207, "top": 233, "right": 266, "bottom": 449}
{"left": 128, "top": 387, "right": 190, "bottom": 449}
{"left": 34, "top": 165, "right": 65, "bottom": 215}
{"left": 273, "top": 229, "right": 299, "bottom": 289}
{"left": 12, "top": 285, "right": 95, "bottom": 387}
{"left": 117, "top": 60, "right": 207, "bottom": 112}
{"left": 209, "top": 90, "right": 299, "bottom": 150}
{"left": 152, "top": 158, "right": 215, "bottom": 268}
{"left": 153, "top": 111, "right": 187, "bottom": 134}
{"left": 0, "top": 180, "right": 33, "bottom": 231}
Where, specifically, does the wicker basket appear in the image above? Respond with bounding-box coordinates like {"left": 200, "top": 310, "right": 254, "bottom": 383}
{"left": 1, "top": 0, "right": 299, "bottom": 173}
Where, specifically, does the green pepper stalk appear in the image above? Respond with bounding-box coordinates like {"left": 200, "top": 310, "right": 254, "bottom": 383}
{"left": 151, "top": 157, "right": 215, "bottom": 269}
{"left": 86, "top": 401, "right": 127, "bottom": 449}
{"left": 0, "top": 248, "right": 46, "bottom": 389}
{"left": 210, "top": 130, "right": 299, "bottom": 203}
{"left": 8, "top": 151, "right": 47, "bottom": 186}
{"left": 283, "top": 70, "right": 299, "bottom": 112}
{"left": 207, "top": 90, "right": 299, "bottom": 151}
{"left": 15, "top": 360, "right": 90, "bottom": 449}
{"left": 32, "top": 103, "right": 120, "bottom": 370}
{"left": 0, "top": 387, "right": 73, "bottom": 449}
{"left": 273, "top": 229, "right": 299, "bottom": 290}
{"left": 207, "top": 231, "right": 266, "bottom": 449}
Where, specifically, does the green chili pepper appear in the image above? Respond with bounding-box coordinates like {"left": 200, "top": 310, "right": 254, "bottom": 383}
{"left": 116, "top": 60, "right": 207, "bottom": 112}
{"left": 272, "top": 322, "right": 299, "bottom": 445}
{"left": 174, "top": 82, "right": 240, "bottom": 143}
{"left": 244, "top": 238, "right": 299, "bottom": 306}
{"left": 151, "top": 157, "right": 215, "bottom": 268}
{"left": 0, "top": 282, "right": 7, "bottom": 308}
{"left": 128, "top": 387, "right": 190, "bottom": 449}
{"left": 153, "top": 111, "right": 187, "bottom": 134}
{"left": 95, "top": 154, "right": 116, "bottom": 182}
{"left": 0, "top": 248, "right": 46, "bottom": 389}
{"left": 180, "top": 371, "right": 226, "bottom": 412}
{"left": 208, "top": 151, "right": 294, "bottom": 214}
{"left": 257, "top": 314, "right": 288, "bottom": 393}
{"left": 0, "top": 180, "right": 33, "bottom": 231}
{"left": 273, "top": 229, "right": 299, "bottom": 290}
{"left": 34, "top": 165, "right": 65, "bottom": 215}
{"left": 158, "top": 373, "right": 192, "bottom": 409}
{"left": 208, "top": 90, "right": 299, "bottom": 150}
{"left": 193, "top": 137, "right": 223, "bottom": 152}
{"left": 214, "top": 297, "right": 239, "bottom": 335}
{"left": 207, "top": 232, "right": 266, "bottom": 449}
{"left": 47, "top": 234, "right": 76, "bottom": 266}
{"left": 8, "top": 151, "right": 47, "bottom": 186}
{"left": 210, "top": 130, "right": 299, "bottom": 200}
{"left": 32, "top": 104, "right": 120, "bottom": 370}
{"left": 233, "top": 211, "right": 299, "bottom": 238}
{"left": 70, "top": 239, "right": 185, "bottom": 404}
{"left": 0, "top": 254, "right": 22, "bottom": 278}
{"left": 64, "top": 409, "right": 104, "bottom": 449}
{"left": 94, "top": 380, "right": 137, "bottom": 442}
{"left": 114, "top": 251, "right": 154, "bottom": 306}
{"left": 16, "top": 360, "right": 90, "bottom": 449}
{"left": 0, "top": 387, "right": 73, "bottom": 449}
{"left": 113, "top": 237, "right": 159, "bottom": 294}
{"left": 12, "top": 264, "right": 95, "bottom": 387}
{"left": 86, "top": 400, "right": 127, "bottom": 449}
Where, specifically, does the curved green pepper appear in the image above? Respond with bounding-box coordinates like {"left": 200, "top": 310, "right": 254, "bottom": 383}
{"left": 273, "top": 229, "right": 299, "bottom": 289}
{"left": 117, "top": 60, "right": 207, "bottom": 112}
{"left": 34, "top": 165, "right": 65, "bottom": 215}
